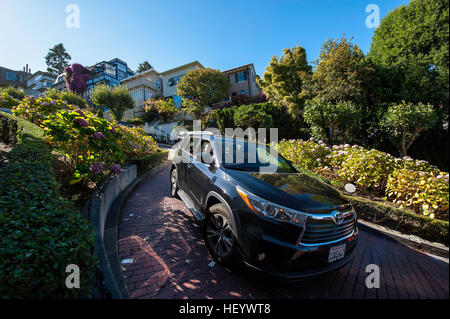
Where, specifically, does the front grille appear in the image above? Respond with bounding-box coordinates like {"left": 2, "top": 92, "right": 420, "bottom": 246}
{"left": 299, "top": 211, "right": 356, "bottom": 246}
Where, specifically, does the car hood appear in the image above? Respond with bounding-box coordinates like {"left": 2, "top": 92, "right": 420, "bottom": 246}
{"left": 224, "top": 169, "right": 349, "bottom": 214}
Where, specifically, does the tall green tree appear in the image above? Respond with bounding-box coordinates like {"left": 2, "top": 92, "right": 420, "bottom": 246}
{"left": 309, "top": 37, "right": 375, "bottom": 108}
{"left": 258, "top": 46, "right": 312, "bottom": 118}
{"left": 369, "top": 0, "right": 449, "bottom": 107}
{"left": 91, "top": 84, "right": 134, "bottom": 121}
{"left": 136, "top": 61, "right": 153, "bottom": 73}
{"left": 177, "top": 68, "right": 230, "bottom": 119}
{"left": 45, "top": 43, "right": 71, "bottom": 76}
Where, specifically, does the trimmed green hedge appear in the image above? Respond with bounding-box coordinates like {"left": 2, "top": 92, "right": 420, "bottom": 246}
{"left": 132, "top": 149, "right": 169, "bottom": 176}
{"left": 0, "top": 112, "right": 96, "bottom": 298}
{"left": 347, "top": 195, "right": 448, "bottom": 245}
{"left": 0, "top": 111, "right": 44, "bottom": 145}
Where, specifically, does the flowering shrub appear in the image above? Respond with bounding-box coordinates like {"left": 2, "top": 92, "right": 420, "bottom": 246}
{"left": 326, "top": 145, "right": 397, "bottom": 194}
{"left": 42, "top": 109, "right": 125, "bottom": 183}
{"left": 277, "top": 138, "right": 331, "bottom": 171}
{"left": 115, "top": 125, "right": 158, "bottom": 158}
{"left": 0, "top": 92, "right": 20, "bottom": 109}
{"left": 386, "top": 169, "right": 449, "bottom": 220}
{"left": 12, "top": 95, "right": 74, "bottom": 125}
{"left": 277, "top": 139, "right": 449, "bottom": 220}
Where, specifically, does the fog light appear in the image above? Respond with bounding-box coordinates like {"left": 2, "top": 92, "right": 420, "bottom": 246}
{"left": 257, "top": 253, "right": 266, "bottom": 261}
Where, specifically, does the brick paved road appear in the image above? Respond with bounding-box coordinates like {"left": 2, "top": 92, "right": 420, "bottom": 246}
{"left": 118, "top": 164, "right": 449, "bottom": 299}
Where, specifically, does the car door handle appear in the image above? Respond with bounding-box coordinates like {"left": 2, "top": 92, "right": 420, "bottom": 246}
{"left": 187, "top": 163, "right": 193, "bottom": 168}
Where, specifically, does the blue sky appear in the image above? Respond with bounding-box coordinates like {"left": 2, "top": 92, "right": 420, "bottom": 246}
{"left": 0, "top": 0, "right": 408, "bottom": 76}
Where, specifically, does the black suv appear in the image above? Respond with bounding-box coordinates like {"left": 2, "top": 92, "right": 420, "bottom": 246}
{"left": 170, "top": 132, "right": 358, "bottom": 281}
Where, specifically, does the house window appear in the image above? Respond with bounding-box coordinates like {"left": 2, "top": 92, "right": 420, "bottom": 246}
{"left": 240, "top": 90, "right": 247, "bottom": 95}
{"left": 168, "top": 74, "right": 185, "bottom": 87}
{"left": 6, "top": 72, "right": 18, "bottom": 81}
{"left": 155, "top": 80, "right": 160, "bottom": 88}
{"left": 235, "top": 71, "right": 247, "bottom": 83}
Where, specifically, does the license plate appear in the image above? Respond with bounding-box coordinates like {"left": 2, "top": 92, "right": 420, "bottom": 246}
{"left": 328, "top": 243, "right": 346, "bottom": 263}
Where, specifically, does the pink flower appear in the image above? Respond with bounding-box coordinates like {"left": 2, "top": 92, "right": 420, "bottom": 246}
{"left": 93, "top": 132, "right": 105, "bottom": 140}
{"left": 111, "top": 164, "right": 121, "bottom": 174}
{"left": 89, "top": 162, "right": 103, "bottom": 174}
{"left": 74, "top": 117, "right": 89, "bottom": 127}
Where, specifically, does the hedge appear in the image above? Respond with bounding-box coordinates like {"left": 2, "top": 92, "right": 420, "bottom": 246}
{"left": 346, "top": 195, "right": 448, "bottom": 245}
{"left": 292, "top": 161, "right": 448, "bottom": 245}
{"left": 132, "top": 149, "right": 169, "bottom": 176}
{"left": 0, "top": 111, "right": 96, "bottom": 298}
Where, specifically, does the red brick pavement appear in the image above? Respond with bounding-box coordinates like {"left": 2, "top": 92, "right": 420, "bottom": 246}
{"left": 118, "top": 164, "right": 449, "bottom": 299}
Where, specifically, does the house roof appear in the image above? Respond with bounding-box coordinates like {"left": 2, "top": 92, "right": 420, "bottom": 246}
{"left": 120, "top": 68, "right": 159, "bottom": 83}
{"left": 159, "top": 61, "right": 204, "bottom": 75}
{"left": 222, "top": 63, "right": 255, "bottom": 74}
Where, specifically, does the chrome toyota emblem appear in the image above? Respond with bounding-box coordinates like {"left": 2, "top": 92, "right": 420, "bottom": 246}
{"left": 332, "top": 210, "right": 344, "bottom": 225}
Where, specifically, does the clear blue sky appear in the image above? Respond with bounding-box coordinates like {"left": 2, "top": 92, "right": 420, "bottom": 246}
{"left": 0, "top": 0, "right": 409, "bottom": 76}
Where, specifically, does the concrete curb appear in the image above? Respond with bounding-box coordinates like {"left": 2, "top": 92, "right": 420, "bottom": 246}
{"left": 358, "top": 219, "right": 449, "bottom": 261}
{"left": 103, "top": 161, "right": 171, "bottom": 299}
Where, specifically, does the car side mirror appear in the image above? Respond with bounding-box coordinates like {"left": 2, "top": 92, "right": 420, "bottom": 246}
{"left": 194, "top": 152, "right": 214, "bottom": 166}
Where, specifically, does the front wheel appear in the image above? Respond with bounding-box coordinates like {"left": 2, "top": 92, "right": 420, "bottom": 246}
{"left": 170, "top": 168, "right": 178, "bottom": 198}
{"left": 204, "top": 204, "right": 238, "bottom": 266}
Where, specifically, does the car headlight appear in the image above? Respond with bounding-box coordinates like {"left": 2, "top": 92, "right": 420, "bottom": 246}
{"left": 236, "top": 186, "right": 308, "bottom": 226}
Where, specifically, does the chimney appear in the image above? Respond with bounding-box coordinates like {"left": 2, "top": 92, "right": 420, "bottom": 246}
{"left": 29, "top": 68, "right": 31, "bottom": 74}
{"left": 23, "top": 67, "right": 25, "bottom": 72}
{"left": 26, "top": 64, "right": 28, "bottom": 73}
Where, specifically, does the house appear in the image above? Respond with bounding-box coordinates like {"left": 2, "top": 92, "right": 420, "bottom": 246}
{"left": 120, "top": 68, "right": 163, "bottom": 119}
{"left": 222, "top": 63, "right": 261, "bottom": 99}
{"left": 159, "top": 61, "right": 204, "bottom": 108}
{"left": 84, "top": 58, "right": 134, "bottom": 99}
{"left": 0, "top": 64, "right": 32, "bottom": 88}
{"left": 26, "top": 71, "right": 56, "bottom": 96}
{"left": 119, "top": 60, "right": 204, "bottom": 120}
{"left": 51, "top": 58, "right": 134, "bottom": 98}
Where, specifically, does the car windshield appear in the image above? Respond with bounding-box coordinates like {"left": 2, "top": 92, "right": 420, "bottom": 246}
{"left": 213, "top": 138, "right": 296, "bottom": 173}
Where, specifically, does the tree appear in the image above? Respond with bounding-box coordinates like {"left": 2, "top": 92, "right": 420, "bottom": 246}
{"left": 233, "top": 104, "right": 273, "bottom": 130}
{"left": 258, "top": 46, "right": 312, "bottom": 118}
{"left": 309, "top": 37, "right": 375, "bottom": 108}
{"left": 90, "top": 84, "right": 134, "bottom": 121}
{"left": 380, "top": 101, "right": 438, "bottom": 157}
{"left": 136, "top": 61, "right": 153, "bottom": 73}
{"left": 176, "top": 68, "right": 230, "bottom": 119}
{"left": 145, "top": 97, "right": 179, "bottom": 122}
{"left": 369, "top": 0, "right": 449, "bottom": 107}
{"left": 303, "top": 99, "right": 362, "bottom": 144}
{"left": 45, "top": 43, "right": 71, "bottom": 76}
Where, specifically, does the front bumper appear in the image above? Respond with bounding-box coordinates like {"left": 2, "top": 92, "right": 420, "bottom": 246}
{"left": 235, "top": 207, "right": 359, "bottom": 281}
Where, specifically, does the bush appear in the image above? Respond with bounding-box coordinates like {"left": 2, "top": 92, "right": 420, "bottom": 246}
{"left": 325, "top": 145, "right": 397, "bottom": 194}
{"left": 233, "top": 103, "right": 273, "bottom": 129}
{"left": 0, "top": 92, "right": 21, "bottom": 109}
{"left": 45, "top": 88, "right": 88, "bottom": 109}
{"left": 215, "top": 106, "right": 238, "bottom": 133}
{"left": 0, "top": 111, "right": 44, "bottom": 145}
{"left": 303, "top": 99, "right": 362, "bottom": 144}
{"left": 12, "top": 95, "right": 74, "bottom": 125}
{"left": 276, "top": 138, "right": 331, "bottom": 171}
{"left": 0, "top": 86, "right": 25, "bottom": 100}
{"left": 0, "top": 114, "right": 96, "bottom": 298}
{"left": 132, "top": 149, "right": 169, "bottom": 176}
{"left": 386, "top": 169, "right": 449, "bottom": 220}
{"left": 115, "top": 125, "right": 158, "bottom": 159}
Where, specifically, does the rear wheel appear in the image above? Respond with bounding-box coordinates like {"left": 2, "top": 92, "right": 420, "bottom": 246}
{"left": 204, "top": 203, "right": 238, "bottom": 266}
{"left": 170, "top": 169, "right": 178, "bottom": 198}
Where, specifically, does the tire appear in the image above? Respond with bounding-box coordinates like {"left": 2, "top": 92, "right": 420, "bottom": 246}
{"left": 204, "top": 203, "right": 238, "bottom": 266}
{"left": 170, "top": 168, "right": 179, "bottom": 198}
